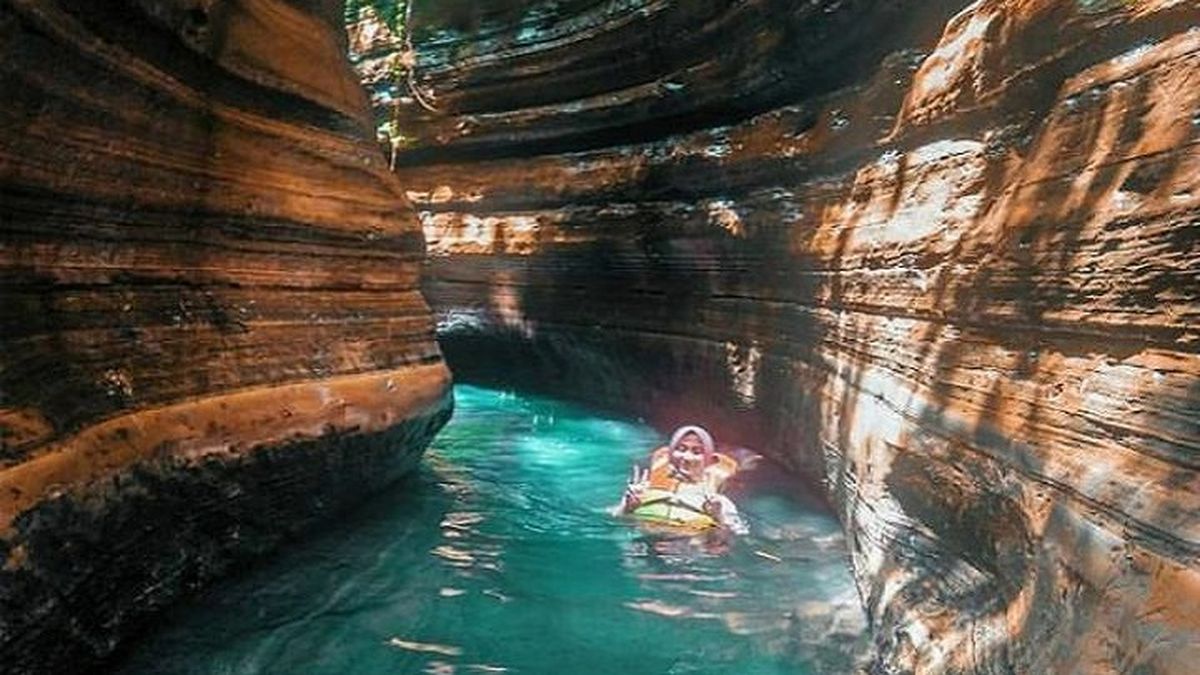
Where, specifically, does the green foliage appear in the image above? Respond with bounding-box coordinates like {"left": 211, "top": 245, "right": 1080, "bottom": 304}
{"left": 344, "top": 0, "right": 408, "bottom": 33}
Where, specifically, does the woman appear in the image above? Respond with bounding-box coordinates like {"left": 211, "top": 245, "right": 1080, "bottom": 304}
{"left": 616, "top": 425, "right": 747, "bottom": 534}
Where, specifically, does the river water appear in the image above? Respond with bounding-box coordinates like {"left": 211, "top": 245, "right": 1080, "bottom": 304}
{"left": 118, "top": 385, "right": 866, "bottom": 674}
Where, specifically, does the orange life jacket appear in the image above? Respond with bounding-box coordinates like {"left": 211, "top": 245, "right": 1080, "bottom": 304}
{"left": 629, "top": 447, "right": 740, "bottom": 528}
{"left": 646, "top": 446, "right": 738, "bottom": 493}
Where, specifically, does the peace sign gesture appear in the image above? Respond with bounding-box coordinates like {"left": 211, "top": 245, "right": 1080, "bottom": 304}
{"left": 623, "top": 463, "right": 649, "bottom": 509}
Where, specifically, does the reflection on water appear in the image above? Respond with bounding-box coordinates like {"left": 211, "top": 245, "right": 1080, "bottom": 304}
{"left": 117, "top": 385, "right": 866, "bottom": 674}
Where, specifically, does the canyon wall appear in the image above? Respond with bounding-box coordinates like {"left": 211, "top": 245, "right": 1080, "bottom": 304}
{"left": 383, "top": 1, "right": 1200, "bottom": 672}
{"left": 0, "top": 1, "right": 451, "bottom": 671}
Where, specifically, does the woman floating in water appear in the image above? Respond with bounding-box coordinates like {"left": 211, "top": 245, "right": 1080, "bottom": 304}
{"left": 615, "top": 425, "right": 749, "bottom": 534}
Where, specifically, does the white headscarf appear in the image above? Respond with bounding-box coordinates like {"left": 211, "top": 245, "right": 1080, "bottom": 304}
{"left": 668, "top": 425, "right": 715, "bottom": 455}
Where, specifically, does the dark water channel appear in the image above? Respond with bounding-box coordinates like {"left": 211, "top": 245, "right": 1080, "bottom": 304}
{"left": 118, "top": 385, "right": 866, "bottom": 674}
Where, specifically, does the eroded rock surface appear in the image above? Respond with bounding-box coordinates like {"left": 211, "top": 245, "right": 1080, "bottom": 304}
{"left": 385, "top": 1, "right": 1200, "bottom": 672}
{"left": 0, "top": 1, "right": 451, "bottom": 671}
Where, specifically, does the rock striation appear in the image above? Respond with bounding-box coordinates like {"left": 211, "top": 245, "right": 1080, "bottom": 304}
{"left": 0, "top": 1, "right": 451, "bottom": 671}
{"left": 385, "top": 1, "right": 1200, "bottom": 672}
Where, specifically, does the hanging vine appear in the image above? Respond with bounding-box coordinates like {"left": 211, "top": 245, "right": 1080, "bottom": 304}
{"left": 345, "top": 0, "right": 439, "bottom": 167}
{"left": 400, "top": 3, "right": 435, "bottom": 114}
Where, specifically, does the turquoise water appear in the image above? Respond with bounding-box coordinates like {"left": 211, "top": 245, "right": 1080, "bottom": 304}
{"left": 118, "top": 385, "right": 866, "bottom": 674}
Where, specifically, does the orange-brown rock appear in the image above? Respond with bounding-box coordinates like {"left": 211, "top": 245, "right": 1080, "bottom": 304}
{"left": 0, "top": 1, "right": 451, "bottom": 671}
{"left": 390, "top": 1, "right": 1199, "bottom": 672}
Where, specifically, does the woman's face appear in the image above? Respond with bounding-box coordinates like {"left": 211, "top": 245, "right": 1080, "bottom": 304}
{"left": 670, "top": 433, "right": 707, "bottom": 480}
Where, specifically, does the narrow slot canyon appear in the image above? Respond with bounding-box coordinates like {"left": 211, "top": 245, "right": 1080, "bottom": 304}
{"left": 1, "top": 1, "right": 1198, "bottom": 673}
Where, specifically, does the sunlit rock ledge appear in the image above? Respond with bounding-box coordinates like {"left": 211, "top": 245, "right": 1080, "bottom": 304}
{"left": 386, "top": 0, "right": 1200, "bottom": 672}
{"left": 0, "top": 1, "right": 451, "bottom": 671}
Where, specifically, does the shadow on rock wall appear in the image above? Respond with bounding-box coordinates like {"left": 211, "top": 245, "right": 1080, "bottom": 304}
{"left": 402, "top": 0, "right": 1199, "bottom": 672}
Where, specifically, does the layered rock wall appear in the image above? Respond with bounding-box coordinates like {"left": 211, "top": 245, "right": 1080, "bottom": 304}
{"left": 390, "top": 1, "right": 1200, "bottom": 672}
{"left": 0, "top": 1, "right": 451, "bottom": 671}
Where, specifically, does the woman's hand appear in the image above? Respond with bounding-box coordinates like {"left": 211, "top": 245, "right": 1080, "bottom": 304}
{"left": 704, "top": 494, "right": 749, "bottom": 535}
{"left": 622, "top": 464, "right": 649, "bottom": 510}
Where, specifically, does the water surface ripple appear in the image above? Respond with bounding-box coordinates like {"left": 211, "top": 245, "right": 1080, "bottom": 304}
{"left": 119, "top": 385, "right": 866, "bottom": 674}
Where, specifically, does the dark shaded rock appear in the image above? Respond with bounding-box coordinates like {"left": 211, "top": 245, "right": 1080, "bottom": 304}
{"left": 0, "top": 0, "right": 451, "bottom": 671}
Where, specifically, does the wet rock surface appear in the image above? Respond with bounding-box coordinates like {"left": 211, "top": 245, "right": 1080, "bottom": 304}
{"left": 0, "top": 1, "right": 451, "bottom": 671}
{"left": 386, "top": 1, "right": 1200, "bottom": 672}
